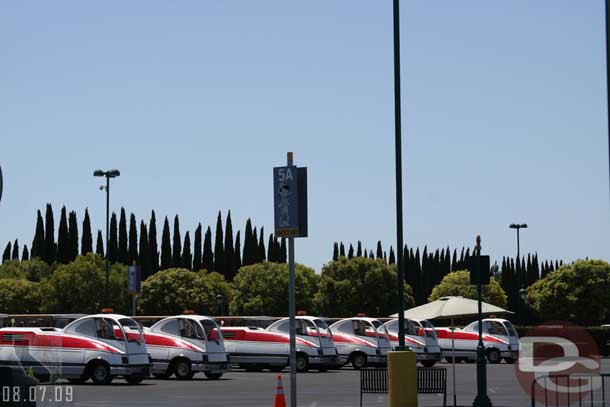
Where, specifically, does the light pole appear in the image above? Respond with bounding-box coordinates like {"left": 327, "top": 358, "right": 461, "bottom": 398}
{"left": 392, "top": 0, "right": 407, "bottom": 350}
{"left": 216, "top": 293, "right": 225, "bottom": 316}
{"left": 473, "top": 235, "right": 492, "bottom": 407}
{"left": 509, "top": 223, "right": 527, "bottom": 316}
{"left": 94, "top": 169, "right": 120, "bottom": 308}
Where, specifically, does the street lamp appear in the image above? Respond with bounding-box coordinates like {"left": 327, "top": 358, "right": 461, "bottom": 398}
{"left": 509, "top": 223, "right": 527, "bottom": 317}
{"left": 216, "top": 294, "right": 225, "bottom": 316}
{"left": 94, "top": 169, "right": 120, "bottom": 308}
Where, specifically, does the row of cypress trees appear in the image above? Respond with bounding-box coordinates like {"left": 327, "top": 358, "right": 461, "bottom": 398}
{"left": 2, "top": 204, "right": 287, "bottom": 281}
{"left": 332, "top": 240, "right": 563, "bottom": 307}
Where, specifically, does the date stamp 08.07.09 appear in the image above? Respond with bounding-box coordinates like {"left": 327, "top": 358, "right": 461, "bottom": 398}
{"left": 2, "top": 385, "right": 74, "bottom": 404}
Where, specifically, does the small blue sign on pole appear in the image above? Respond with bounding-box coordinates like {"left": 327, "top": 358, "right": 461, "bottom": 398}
{"left": 128, "top": 265, "right": 141, "bottom": 293}
{"left": 273, "top": 165, "right": 307, "bottom": 238}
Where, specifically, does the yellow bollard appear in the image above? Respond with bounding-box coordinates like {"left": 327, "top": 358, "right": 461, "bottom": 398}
{"left": 387, "top": 351, "right": 418, "bottom": 407}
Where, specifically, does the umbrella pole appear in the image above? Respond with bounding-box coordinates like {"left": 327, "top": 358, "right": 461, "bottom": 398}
{"left": 452, "top": 318, "right": 457, "bottom": 407}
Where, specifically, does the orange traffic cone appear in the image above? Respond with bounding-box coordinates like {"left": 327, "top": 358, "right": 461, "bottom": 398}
{"left": 274, "top": 374, "right": 287, "bottom": 407}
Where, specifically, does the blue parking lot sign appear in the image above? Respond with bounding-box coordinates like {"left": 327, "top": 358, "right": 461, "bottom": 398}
{"left": 128, "top": 265, "right": 141, "bottom": 293}
{"left": 273, "top": 166, "right": 299, "bottom": 237}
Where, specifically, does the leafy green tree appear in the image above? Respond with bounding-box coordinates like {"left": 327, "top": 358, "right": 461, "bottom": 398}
{"left": 31, "top": 210, "right": 45, "bottom": 259}
{"left": 0, "top": 258, "right": 52, "bottom": 281}
{"left": 314, "top": 257, "right": 414, "bottom": 317}
{"left": 44, "top": 203, "right": 56, "bottom": 264}
{"left": 118, "top": 208, "right": 128, "bottom": 264}
{"left": 81, "top": 208, "right": 93, "bottom": 255}
{"left": 214, "top": 211, "right": 224, "bottom": 275}
{"left": 230, "top": 262, "right": 319, "bottom": 316}
{"left": 40, "top": 254, "right": 129, "bottom": 314}
{"left": 128, "top": 213, "right": 138, "bottom": 264}
{"left": 0, "top": 279, "right": 41, "bottom": 313}
{"left": 339, "top": 242, "right": 345, "bottom": 258}
{"left": 332, "top": 243, "right": 339, "bottom": 261}
{"left": 95, "top": 230, "right": 104, "bottom": 257}
{"left": 202, "top": 226, "right": 213, "bottom": 273}
{"left": 193, "top": 223, "right": 202, "bottom": 272}
{"left": 68, "top": 211, "right": 79, "bottom": 261}
{"left": 160, "top": 217, "right": 172, "bottom": 269}
{"left": 526, "top": 259, "right": 610, "bottom": 325}
{"left": 139, "top": 268, "right": 233, "bottom": 315}
{"left": 347, "top": 244, "right": 354, "bottom": 259}
{"left": 428, "top": 270, "right": 507, "bottom": 308}
{"left": 41, "top": 254, "right": 105, "bottom": 313}
{"left": 57, "top": 207, "right": 70, "bottom": 263}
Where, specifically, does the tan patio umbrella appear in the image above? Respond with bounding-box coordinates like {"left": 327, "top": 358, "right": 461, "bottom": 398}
{"left": 389, "top": 296, "right": 512, "bottom": 407}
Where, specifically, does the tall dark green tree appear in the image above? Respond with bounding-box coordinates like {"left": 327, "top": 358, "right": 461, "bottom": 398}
{"left": 22, "top": 245, "right": 29, "bottom": 261}
{"left": 214, "top": 211, "right": 225, "bottom": 275}
{"left": 356, "top": 241, "right": 362, "bottom": 257}
{"left": 242, "top": 219, "right": 254, "bottom": 266}
{"left": 234, "top": 231, "right": 242, "bottom": 272}
{"left": 138, "top": 221, "right": 151, "bottom": 279}
{"left": 128, "top": 213, "right": 138, "bottom": 264}
{"left": 258, "top": 227, "right": 266, "bottom": 263}
{"left": 348, "top": 244, "right": 354, "bottom": 259}
{"left": 376, "top": 241, "right": 383, "bottom": 259}
{"left": 389, "top": 246, "right": 396, "bottom": 265}
{"left": 224, "top": 212, "right": 235, "bottom": 280}
{"left": 68, "top": 211, "right": 79, "bottom": 261}
{"left": 81, "top": 208, "right": 93, "bottom": 255}
{"left": 96, "top": 230, "right": 104, "bottom": 256}
{"left": 160, "top": 217, "right": 172, "bottom": 269}
{"left": 182, "top": 232, "right": 192, "bottom": 270}
{"left": 339, "top": 242, "right": 346, "bottom": 258}
{"left": 251, "top": 227, "right": 258, "bottom": 262}
{"left": 31, "top": 210, "right": 45, "bottom": 259}
{"left": 108, "top": 212, "right": 118, "bottom": 263}
{"left": 57, "top": 206, "right": 70, "bottom": 263}
{"left": 193, "top": 223, "right": 202, "bottom": 271}
{"left": 202, "top": 226, "right": 213, "bottom": 272}
{"left": 269, "top": 234, "right": 277, "bottom": 262}
{"left": 172, "top": 215, "right": 182, "bottom": 268}
{"left": 44, "top": 204, "right": 56, "bottom": 264}
{"left": 2, "top": 242, "right": 11, "bottom": 263}
{"left": 149, "top": 211, "right": 159, "bottom": 275}
{"left": 118, "top": 208, "right": 128, "bottom": 264}
{"left": 11, "top": 239, "right": 19, "bottom": 261}
{"left": 279, "top": 238, "right": 287, "bottom": 263}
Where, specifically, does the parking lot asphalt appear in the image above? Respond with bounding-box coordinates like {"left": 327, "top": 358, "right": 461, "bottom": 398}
{"left": 32, "top": 359, "right": 609, "bottom": 407}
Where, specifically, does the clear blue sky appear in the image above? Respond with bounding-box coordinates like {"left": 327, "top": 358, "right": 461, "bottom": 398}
{"left": 1, "top": 1, "right": 608, "bottom": 272}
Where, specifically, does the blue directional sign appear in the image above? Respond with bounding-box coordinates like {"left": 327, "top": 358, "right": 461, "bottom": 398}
{"left": 128, "top": 265, "right": 141, "bottom": 293}
{"left": 274, "top": 166, "right": 300, "bottom": 237}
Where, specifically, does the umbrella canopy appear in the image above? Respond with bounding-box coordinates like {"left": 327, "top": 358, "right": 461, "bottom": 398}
{"left": 389, "top": 296, "right": 512, "bottom": 320}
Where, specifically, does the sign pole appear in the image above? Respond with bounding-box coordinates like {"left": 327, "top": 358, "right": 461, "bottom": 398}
{"left": 132, "top": 294, "right": 137, "bottom": 317}
{"left": 287, "top": 152, "right": 297, "bottom": 407}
